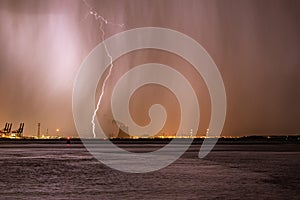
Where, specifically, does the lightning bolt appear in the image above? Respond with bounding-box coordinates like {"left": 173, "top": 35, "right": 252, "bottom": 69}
{"left": 82, "top": 0, "right": 124, "bottom": 138}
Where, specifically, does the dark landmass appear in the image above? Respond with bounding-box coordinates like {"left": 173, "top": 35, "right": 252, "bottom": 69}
{"left": 0, "top": 135, "right": 299, "bottom": 145}
{"left": 0, "top": 136, "right": 299, "bottom": 153}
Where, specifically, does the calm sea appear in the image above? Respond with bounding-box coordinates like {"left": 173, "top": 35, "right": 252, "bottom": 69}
{"left": 0, "top": 143, "right": 299, "bottom": 199}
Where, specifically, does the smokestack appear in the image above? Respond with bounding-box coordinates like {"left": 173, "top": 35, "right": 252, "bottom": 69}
{"left": 37, "top": 123, "right": 41, "bottom": 139}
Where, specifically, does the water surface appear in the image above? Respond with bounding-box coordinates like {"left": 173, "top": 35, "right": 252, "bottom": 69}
{"left": 0, "top": 143, "right": 299, "bottom": 199}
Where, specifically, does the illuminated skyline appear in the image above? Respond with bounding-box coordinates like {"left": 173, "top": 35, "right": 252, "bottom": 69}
{"left": 0, "top": 0, "right": 300, "bottom": 137}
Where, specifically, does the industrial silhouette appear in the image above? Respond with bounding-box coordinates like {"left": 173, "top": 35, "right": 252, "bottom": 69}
{"left": 102, "top": 114, "right": 130, "bottom": 138}
{"left": 0, "top": 122, "right": 24, "bottom": 138}
{"left": 113, "top": 119, "right": 130, "bottom": 138}
{"left": 12, "top": 123, "right": 25, "bottom": 137}
{"left": 0, "top": 123, "right": 12, "bottom": 135}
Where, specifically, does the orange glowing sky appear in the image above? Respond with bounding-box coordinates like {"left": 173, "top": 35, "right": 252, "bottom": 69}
{"left": 0, "top": 0, "right": 299, "bottom": 137}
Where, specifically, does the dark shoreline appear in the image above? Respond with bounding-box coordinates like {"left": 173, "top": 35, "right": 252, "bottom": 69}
{"left": 0, "top": 136, "right": 299, "bottom": 145}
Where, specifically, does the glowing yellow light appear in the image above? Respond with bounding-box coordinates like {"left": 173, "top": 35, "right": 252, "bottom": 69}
{"left": 56, "top": 128, "right": 60, "bottom": 132}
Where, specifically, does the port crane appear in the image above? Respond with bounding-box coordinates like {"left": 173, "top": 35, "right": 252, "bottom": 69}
{"left": 12, "top": 122, "right": 24, "bottom": 137}
{"left": 0, "top": 123, "right": 12, "bottom": 135}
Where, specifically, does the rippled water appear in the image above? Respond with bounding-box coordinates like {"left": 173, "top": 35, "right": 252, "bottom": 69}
{"left": 0, "top": 143, "right": 299, "bottom": 199}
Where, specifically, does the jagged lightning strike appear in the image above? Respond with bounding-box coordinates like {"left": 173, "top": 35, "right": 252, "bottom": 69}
{"left": 82, "top": 0, "right": 124, "bottom": 138}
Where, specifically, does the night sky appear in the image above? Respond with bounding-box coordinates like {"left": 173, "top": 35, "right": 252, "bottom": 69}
{"left": 0, "top": 0, "right": 299, "bottom": 137}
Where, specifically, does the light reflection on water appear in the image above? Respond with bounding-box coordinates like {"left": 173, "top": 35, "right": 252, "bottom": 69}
{"left": 0, "top": 144, "right": 299, "bottom": 200}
